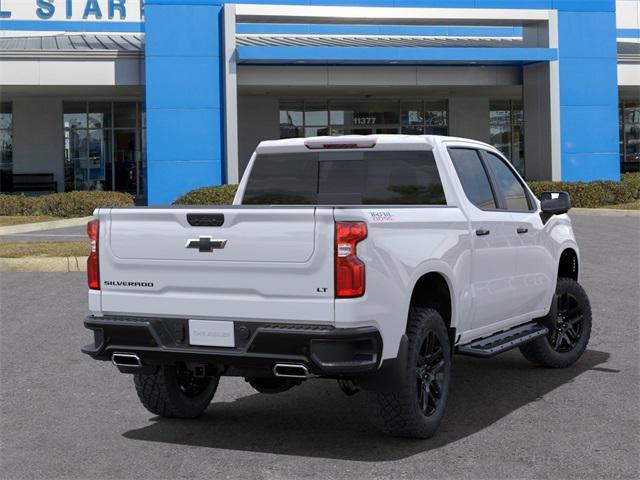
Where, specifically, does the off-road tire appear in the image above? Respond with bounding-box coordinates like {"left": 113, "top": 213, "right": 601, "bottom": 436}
{"left": 519, "top": 277, "right": 592, "bottom": 368}
{"left": 134, "top": 365, "right": 219, "bottom": 418}
{"left": 372, "top": 308, "right": 451, "bottom": 439}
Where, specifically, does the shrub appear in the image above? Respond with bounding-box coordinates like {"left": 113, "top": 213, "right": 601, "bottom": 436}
{"left": 0, "top": 194, "right": 40, "bottom": 216}
{"left": 173, "top": 184, "right": 238, "bottom": 205}
{"left": 0, "top": 191, "right": 135, "bottom": 217}
{"left": 527, "top": 172, "right": 640, "bottom": 208}
{"left": 620, "top": 172, "right": 640, "bottom": 202}
{"left": 37, "top": 191, "right": 135, "bottom": 217}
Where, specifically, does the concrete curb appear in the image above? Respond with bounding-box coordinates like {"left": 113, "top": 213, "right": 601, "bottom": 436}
{"left": 570, "top": 208, "right": 640, "bottom": 217}
{"left": 0, "top": 256, "right": 87, "bottom": 272}
{"left": 0, "top": 216, "right": 93, "bottom": 236}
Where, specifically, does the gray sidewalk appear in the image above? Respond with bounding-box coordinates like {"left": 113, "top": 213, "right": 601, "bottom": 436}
{"left": 0, "top": 225, "right": 86, "bottom": 243}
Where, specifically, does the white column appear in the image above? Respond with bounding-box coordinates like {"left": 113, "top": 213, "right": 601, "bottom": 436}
{"left": 12, "top": 97, "right": 64, "bottom": 191}
{"left": 548, "top": 10, "right": 562, "bottom": 181}
{"left": 223, "top": 3, "right": 239, "bottom": 184}
{"left": 522, "top": 11, "right": 561, "bottom": 181}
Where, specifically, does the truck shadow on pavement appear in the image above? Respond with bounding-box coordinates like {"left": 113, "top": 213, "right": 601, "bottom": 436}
{"left": 123, "top": 349, "right": 610, "bottom": 461}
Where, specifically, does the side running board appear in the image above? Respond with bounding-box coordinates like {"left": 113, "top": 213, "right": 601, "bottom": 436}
{"left": 457, "top": 322, "right": 549, "bottom": 358}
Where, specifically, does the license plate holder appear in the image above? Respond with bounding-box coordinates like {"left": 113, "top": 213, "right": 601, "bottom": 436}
{"left": 188, "top": 320, "right": 235, "bottom": 347}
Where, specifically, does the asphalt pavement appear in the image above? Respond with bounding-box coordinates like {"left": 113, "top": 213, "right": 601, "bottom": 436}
{"left": 0, "top": 214, "right": 638, "bottom": 480}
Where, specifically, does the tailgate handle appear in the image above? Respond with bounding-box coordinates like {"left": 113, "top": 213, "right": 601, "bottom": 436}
{"left": 187, "top": 213, "right": 224, "bottom": 227}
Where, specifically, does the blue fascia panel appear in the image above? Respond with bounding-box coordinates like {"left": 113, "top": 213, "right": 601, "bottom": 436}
{"left": 236, "top": 23, "right": 524, "bottom": 37}
{"left": 562, "top": 153, "right": 621, "bottom": 182}
{"left": 617, "top": 29, "right": 640, "bottom": 39}
{"left": 145, "top": 5, "right": 222, "bottom": 57}
{"left": 11, "top": 0, "right": 605, "bottom": 8}
{"left": 148, "top": 161, "right": 223, "bottom": 205}
{"left": 146, "top": 57, "right": 222, "bottom": 109}
{"left": 145, "top": 1, "right": 225, "bottom": 205}
{"left": 236, "top": 46, "right": 557, "bottom": 64}
{"left": 146, "top": 108, "right": 223, "bottom": 162}
{"left": 384, "top": 0, "right": 476, "bottom": 8}
{"left": 557, "top": 11, "right": 617, "bottom": 58}
{"left": 557, "top": 9, "right": 619, "bottom": 181}
{"left": 552, "top": 0, "right": 615, "bottom": 12}
{"left": 559, "top": 58, "right": 618, "bottom": 106}
{"left": 560, "top": 105, "right": 619, "bottom": 155}
{"left": 227, "top": 0, "right": 612, "bottom": 10}
{"left": 146, "top": 0, "right": 222, "bottom": 5}
{"left": 475, "top": 1, "right": 552, "bottom": 8}
{"left": 0, "top": 20, "right": 144, "bottom": 32}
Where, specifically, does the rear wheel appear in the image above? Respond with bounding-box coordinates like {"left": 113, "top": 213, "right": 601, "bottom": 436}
{"left": 519, "top": 277, "right": 591, "bottom": 368}
{"left": 134, "top": 364, "right": 219, "bottom": 418}
{"left": 372, "top": 308, "right": 451, "bottom": 439}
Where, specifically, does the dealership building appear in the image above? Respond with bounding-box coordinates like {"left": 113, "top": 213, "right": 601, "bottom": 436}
{"left": 0, "top": 0, "right": 638, "bottom": 204}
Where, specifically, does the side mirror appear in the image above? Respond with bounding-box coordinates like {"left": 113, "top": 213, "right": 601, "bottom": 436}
{"left": 540, "top": 191, "right": 571, "bottom": 215}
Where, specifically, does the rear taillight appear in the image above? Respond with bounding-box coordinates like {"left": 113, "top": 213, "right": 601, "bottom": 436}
{"left": 87, "top": 219, "right": 100, "bottom": 290}
{"left": 335, "top": 221, "right": 367, "bottom": 298}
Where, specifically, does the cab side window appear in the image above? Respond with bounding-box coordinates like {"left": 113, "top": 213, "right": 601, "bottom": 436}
{"left": 448, "top": 148, "right": 497, "bottom": 210}
{"left": 482, "top": 151, "right": 532, "bottom": 211}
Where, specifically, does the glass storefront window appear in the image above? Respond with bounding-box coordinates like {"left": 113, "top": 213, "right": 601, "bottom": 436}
{"left": 114, "top": 102, "right": 137, "bottom": 129}
{"left": 0, "top": 102, "right": 12, "bottom": 129}
{"left": 489, "top": 100, "right": 511, "bottom": 126}
{"left": 620, "top": 99, "right": 640, "bottom": 173}
{"left": 305, "top": 127, "right": 329, "bottom": 137}
{"left": 490, "top": 100, "right": 525, "bottom": 176}
{"left": 64, "top": 102, "right": 87, "bottom": 129}
{"left": 280, "top": 101, "right": 304, "bottom": 138}
{"left": 425, "top": 100, "right": 448, "bottom": 127}
{"left": 624, "top": 101, "right": 640, "bottom": 124}
{"left": 304, "top": 101, "right": 328, "bottom": 127}
{"left": 0, "top": 102, "right": 12, "bottom": 193}
{"left": 63, "top": 101, "right": 146, "bottom": 199}
{"left": 490, "top": 124, "right": 512, "bottom": 160}
{"left": 89, "top": 102, "right": 112, "bottom": 129}
{"left": 401, "top": 102, "right": 424, "bottom": 127}
{"left": 331, "top": 101, "right": 400, "bottom": 126}
{"left": 280, "top": 99, "right": 449, "bottom": 140}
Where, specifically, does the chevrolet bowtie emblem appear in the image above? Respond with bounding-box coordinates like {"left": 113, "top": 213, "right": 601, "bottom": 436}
{"left": 185, "top": 236, "right": 228, "bottom": 253}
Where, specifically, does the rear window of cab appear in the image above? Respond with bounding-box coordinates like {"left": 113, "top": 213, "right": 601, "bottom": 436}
{"left": 243, "top": 150, "right": 447, "bottom": 205}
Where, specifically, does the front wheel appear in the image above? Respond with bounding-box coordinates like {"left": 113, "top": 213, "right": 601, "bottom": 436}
{"left": 372, "top": 308, "right": 451, "bottom": 439}
{"left": 519, "top": 277, "right": 592, "bottom": 368}
{"left": 134, "top": 364, "right": 219, "bottom": 418}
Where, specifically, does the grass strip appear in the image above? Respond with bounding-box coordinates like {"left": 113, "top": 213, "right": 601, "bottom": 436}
{"left": 0, "top": 216, "right": 58, "bottom": 227}
{"left": 0, "top": 241, "right": 89, "bottom": 258}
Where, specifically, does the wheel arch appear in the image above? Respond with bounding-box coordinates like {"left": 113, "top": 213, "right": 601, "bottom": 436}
{"left": 558, "top": 247, "right": 579, "bottom": 281}
{"left": 408, "top": 271, "right": 456, "bottom": 347}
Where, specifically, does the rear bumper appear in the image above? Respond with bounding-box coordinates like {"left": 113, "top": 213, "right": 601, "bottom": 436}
{"left": 82, "top": 315, "right": 382, "bottom": 376}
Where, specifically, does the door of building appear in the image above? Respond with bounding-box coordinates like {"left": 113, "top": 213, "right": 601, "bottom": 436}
{"left": 114, "top": 131, "right": 139, "bottom": 196}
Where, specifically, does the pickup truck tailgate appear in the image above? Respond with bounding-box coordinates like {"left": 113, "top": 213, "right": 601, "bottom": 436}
{"left": 97, "top": 207, "right": 335, "bottom": 323}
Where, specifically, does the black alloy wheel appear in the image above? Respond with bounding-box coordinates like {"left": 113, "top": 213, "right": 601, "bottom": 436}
{"left": 416, "top": 330, "right": 445, "bottom": 417}
{"left": 551, "top": 292, "right": 585, "bottom": 353}
{"left": 519, "top": 277, "right": 592, "bottom": 368}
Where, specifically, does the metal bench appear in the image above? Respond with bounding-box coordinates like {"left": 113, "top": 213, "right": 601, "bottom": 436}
{"left": 10, "top": 173, "right": 58, "bottom": 194}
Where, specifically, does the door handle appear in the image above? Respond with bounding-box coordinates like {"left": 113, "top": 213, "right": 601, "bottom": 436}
{"left": 476, "top": 228, "right": 490, "bottom": 236}
{"left": 516, "top": 227, "right": 528, "bottom": 234}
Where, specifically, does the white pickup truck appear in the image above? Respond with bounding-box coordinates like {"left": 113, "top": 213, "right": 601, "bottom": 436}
{"left": 82, "top": 135, "right": 591, "bottom": 438}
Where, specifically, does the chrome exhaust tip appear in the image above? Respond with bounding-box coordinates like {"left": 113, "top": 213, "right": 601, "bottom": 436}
{"left": 273, "top": 363, "right": 309, "bottom": 379}
{"left": 112, "top": 352, "right": 142, "bottom": 368}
